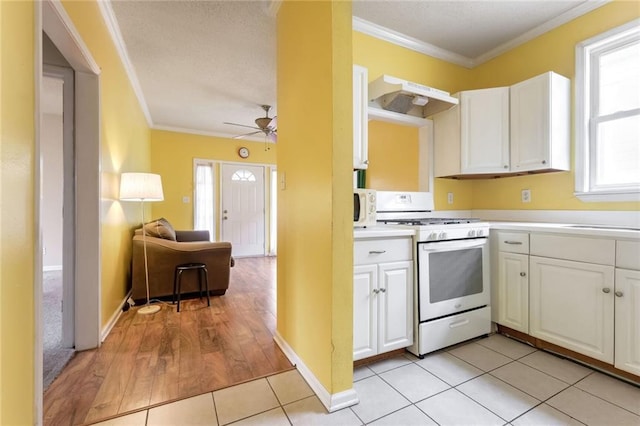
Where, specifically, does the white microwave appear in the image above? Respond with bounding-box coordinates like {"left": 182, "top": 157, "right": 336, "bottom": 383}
{"left": 354, "top": 188, "right": 377, "bottom": 227}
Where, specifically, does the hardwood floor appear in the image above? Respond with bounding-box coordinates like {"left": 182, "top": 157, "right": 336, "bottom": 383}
{"left": 43, "top": 257, "right": 293, "bottom": 426}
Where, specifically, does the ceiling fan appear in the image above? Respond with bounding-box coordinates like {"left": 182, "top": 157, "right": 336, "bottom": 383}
{"left": 224, "top": 104, "right": 277, "bottom": 142}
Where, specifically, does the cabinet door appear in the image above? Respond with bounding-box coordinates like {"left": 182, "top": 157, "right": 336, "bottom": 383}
{"left": 498, "top": 252, "right": 529, "bottom": 333}
{"left": 615, "top": 268, "right": 640, "bottom": 376}
{"left": 510, "top": 72, "right": 570, "bottom": 172}
{"left": 530, "top": 256, "right": 614, "bottom": 363}
{"left": 433, "top": 103, "right": 461, "bottom": 177}
{"left": 353, "top": 264, "right": 377, "bottom": 361}
{"left": 353, "top": 65, "right": 369, "bottom": 170}
{"left": 378, "top": 261, "right": 413, "bottom": 354}
{"left": 460, "top": 87, "right": 510, "bottom": 174}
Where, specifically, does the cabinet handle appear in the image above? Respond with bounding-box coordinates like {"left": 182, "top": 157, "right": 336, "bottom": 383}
{"left": 504, "top": 165, "right": 508, "bottom": 169}
{"left": 542, "top": 160, "right": 547, "bottom": 165}
{"left": 504, "top": 241, "right": 523, "bottom": 245}
{"left": 369, "top": 250, "right": 386, "bottom": 254}
{"left": 615, "top": 291, "right": 623, "bottom": 297}
{"left": 602, "top": 288, "right": 611, "bottom": 294}
{"left": 520, "top": 272, "right": 526, "bottom": 277}
{"left": 372, "top": 289, "right": 379, "bottom": 294}
{"left": 379, "top": 288, "right": 386, "bottom": 293}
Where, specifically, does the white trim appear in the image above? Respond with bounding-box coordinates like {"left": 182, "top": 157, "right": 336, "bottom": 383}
{"left": 101, "top": 290, "right": 132, "bottom": 342}
{"left": 35, "top": 4, "right": 45, "bottom": 424}
{"left": 42, "top": 0, "right": 100, "bottom": 74}
{"left": 43, "top": 265, "right": 63, "bottom": 272}
{"left": 353, "top": 1, "right": 610, "bottom": 69}
{"left": 266, "top": 0, "right": 282, "bottom": 17}
{"left": 574, "top": 18, "right": 640, "bottom": 202}
{"left": 473, "top": 209, "right": 640, "bottom": 228}
{"left": 273, "top": 332, "right": 360, "bottom": 412}
{"left": 353, "top": 17, "right": 475, "bottom": 69}
{"left": 474, "top": 0, "right": 610, "bottom": 65}
{"left": 97, "top": 0, "right": 153, "bottom": 127}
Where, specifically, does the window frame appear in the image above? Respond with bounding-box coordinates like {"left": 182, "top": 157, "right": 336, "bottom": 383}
{"left": 575, "top": 18, "right": 640, "bottom": 202}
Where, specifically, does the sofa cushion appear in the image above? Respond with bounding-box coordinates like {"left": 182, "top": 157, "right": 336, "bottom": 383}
{"left": 143, "top": 218, "right": 177, "bottom": 241}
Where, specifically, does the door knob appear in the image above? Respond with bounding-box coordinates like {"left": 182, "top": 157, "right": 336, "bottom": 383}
{"left": 615, "top": 291, "right": 623, "bottom": 297}
{"left": 223, "top": 216, "right": 228, "bottom": 220}
{"left": 223, "top": 210, "right": 228, "bottom": 213}
{"left": 520, "top": 272, "right": 526, "bottom": 277}
{"left": 602, "top": 288, "right": 611, "bottom": 293}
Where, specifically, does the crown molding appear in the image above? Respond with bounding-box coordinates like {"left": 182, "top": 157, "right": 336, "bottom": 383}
{"left": 474, "top": 0, "right": 611, "bottom": 65}
{"left": 152, "top": 124, "right": 274, "bottom": 143}
{"left": 353, "top": 17, "right": 475, "bottom": 68}
{"left": 353, "top": 0, "right": 611, "bottom": 69}
{"left": 97, "top": 0, "right": 153, "bottom": 127}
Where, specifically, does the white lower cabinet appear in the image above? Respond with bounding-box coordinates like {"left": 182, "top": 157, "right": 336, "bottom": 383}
{"left": 498, "top": 252, "right": 529, "bottom": 333}
{"left": 614, "top": 268, "right": 640, "bottom": 376}
{"left": 354, "top": 237, "right": 413, "bottom": 361}
{"left": 529, "top": 255, "right": 614, "bottom": 363}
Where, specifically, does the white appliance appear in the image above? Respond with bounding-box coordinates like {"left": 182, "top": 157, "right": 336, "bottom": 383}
{"left": 354, "top": 188, "right": 377, "bottom": 227}
{"left": 376, "top": 191, "right": 491, "bottom": 357}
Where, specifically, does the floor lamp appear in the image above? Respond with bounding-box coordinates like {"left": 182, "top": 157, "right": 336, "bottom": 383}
{"left": 120, "top": 172, "right": 164, "bottom": 315}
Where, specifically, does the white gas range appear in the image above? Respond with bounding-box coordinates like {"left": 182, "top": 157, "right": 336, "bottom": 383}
{"left": 376, "top": 191, "right": 492, "bottom": 357}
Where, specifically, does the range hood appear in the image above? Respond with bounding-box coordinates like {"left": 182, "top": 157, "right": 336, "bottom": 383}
{"left": 369, "top": 75, "right": 458, "bottom": 118}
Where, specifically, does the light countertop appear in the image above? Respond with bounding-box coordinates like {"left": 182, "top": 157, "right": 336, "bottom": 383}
{"left": 489, "top": 221, "right": 640, "bottom": 240}
{"left": 354, "top": 225, "right": 415, "bottom": 239}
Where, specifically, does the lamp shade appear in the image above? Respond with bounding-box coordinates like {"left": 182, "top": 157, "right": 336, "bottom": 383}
{"left": 119, "top": 172, "right": 164, "bottom": 201}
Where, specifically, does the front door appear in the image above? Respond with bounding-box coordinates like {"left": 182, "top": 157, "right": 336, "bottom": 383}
{"left": 221, "top": 163, "right": 265, "bottom": 257}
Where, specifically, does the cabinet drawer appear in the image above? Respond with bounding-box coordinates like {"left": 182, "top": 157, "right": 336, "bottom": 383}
{"left": 617, "top": 240, "right": 640, "bottom": 270}
{"left": 498, "top": 232, "right": 529, "bottom": 254}
{"left": 355, "top": 237, "right": 412, "bottom": 265}
{"left": 530, "top": 234, "right": 614, "bottom": 265}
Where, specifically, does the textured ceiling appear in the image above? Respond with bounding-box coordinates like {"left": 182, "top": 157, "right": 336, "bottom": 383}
{"left": 105, "top": 0, "right": 604, "bottom": 140}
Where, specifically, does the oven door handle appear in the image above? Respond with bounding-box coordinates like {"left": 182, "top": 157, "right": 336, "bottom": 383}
{"left": 420, "top": 240, "right": 487, "bottom": 251}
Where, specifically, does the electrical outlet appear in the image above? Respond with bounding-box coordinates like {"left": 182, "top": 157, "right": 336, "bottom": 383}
{"left": 521, "top": 189, "right": 531, "bottom": 203}
{"left": 447, "top": 192, "right": 454, "bottom": 204}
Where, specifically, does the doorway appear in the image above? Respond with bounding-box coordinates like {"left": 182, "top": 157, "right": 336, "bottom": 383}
{"left": 221, "top": 163, "right": 266, "bottom": 257}
{"left": 41, "top": 73, "right": 75, "bottom": 389}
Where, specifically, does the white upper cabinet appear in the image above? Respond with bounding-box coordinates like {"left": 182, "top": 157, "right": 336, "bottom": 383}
{"left": 353, "top": 65, "right": 369, "bottom": 170}
{"left": 510, "top": 72, "right": 570, "bottom": 172}
{"left": 461, "top": 87, "right": 510, "bottom": 174}
{"left": 433, "top": 71, "right": 571, "bottom": 178}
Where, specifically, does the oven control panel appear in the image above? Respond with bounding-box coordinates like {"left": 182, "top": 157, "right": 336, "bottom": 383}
{"left": 418, "top": 224, "right": 489, "bottom": 242}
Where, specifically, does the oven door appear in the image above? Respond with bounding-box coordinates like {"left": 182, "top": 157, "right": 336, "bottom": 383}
{"left": 417, "top": 238, "right": 489, "bottom": 322}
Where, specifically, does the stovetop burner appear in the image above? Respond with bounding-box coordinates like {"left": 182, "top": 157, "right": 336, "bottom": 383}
{"left": 378, "top": 218, "right": 482, "bottom": 226}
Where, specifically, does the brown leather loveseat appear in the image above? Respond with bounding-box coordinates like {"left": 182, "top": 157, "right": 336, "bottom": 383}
{"left": 131, "top": 218, "right": 234, "bottom": 302}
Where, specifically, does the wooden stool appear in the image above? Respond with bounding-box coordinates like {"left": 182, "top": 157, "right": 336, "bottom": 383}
{"left": 173, "top": 263, "right": 210, "bottom": 312}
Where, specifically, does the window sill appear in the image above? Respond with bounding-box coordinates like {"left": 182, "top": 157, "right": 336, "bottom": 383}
{"left": 575, "top": 191, "right": 640, "bottom": 202}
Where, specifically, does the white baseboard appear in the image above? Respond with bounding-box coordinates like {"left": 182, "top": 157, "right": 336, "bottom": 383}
{"left": 101, "top": 289, "right": 132, "bottom": 343}
{"left": 273, "top": 332, "right": 359, "bottom": 412}
{"left": 43, "top": 265, "right": 62, "bottom": 272}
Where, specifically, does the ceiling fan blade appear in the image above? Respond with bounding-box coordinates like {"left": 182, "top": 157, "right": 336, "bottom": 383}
{"left": 267, "top": 132, "right": 277, "bottom": 143}
{"left": 224, "top": 122, "right": 261, "bottom": 131}
{"left": 232, "top": 130, "right": 263, "bottom": 140}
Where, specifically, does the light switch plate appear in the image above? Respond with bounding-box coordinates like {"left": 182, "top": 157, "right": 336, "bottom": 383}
{"left": 447, "top": 192, "right": 454, "bottom": 204}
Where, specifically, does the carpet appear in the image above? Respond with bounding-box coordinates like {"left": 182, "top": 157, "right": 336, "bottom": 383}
{"left": 43, "top": 270, "right": 75, "bottom": 390}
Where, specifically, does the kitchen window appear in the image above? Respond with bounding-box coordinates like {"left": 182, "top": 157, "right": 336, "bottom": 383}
{"left": 575, "top": 19, "right": 640, "bottom": 202}
{"left": 194, "top": 159, "right": 215, "bottom": 241}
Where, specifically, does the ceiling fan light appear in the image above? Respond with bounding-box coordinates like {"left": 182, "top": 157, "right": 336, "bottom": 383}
{"left": 255, "top": 117, "right": 272, "bottom": 129}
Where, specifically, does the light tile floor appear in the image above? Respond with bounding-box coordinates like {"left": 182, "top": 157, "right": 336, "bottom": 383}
{"left": 93, "top": 334, "right": 640, "bottom": 426}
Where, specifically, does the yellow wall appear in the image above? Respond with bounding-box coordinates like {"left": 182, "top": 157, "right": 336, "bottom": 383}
{"left": 277, "top": 0, "right": 353, "bottom": 394}
{"left": 61, "top": 1, "right": 152, "bottom": 327}
{"left": 150, "top": 129, "right": 276, "bottom": 242}
{"left": 469, "top": 1, "right": 640, "bottom": 211}
{"left": 367, "top": 121, "right": 419, "bottom": 191}
{"left": 0, "top": 2, "right": 35, "bottom": 422}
